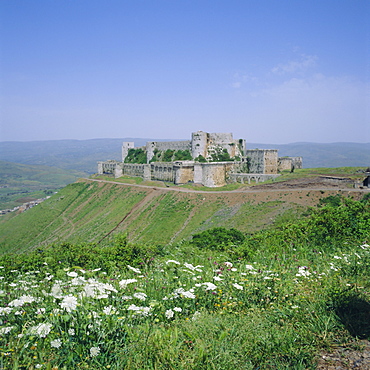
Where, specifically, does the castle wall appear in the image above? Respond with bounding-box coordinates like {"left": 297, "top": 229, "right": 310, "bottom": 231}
{"left": 244, "top": 149, "right": 278, "bottom": 174}
{"left": 150, "top": 162, "right": 175, "bottom": 182}
{"left": 244, "top": 150, "right": 265, "bottom": 173}
{"left": 264, "top": 150, "right": 278, "bottom": 174}
{"left": 174, "top": 164, "right": 194, "bottom": 184}
{"left": 278, "top": 157, "right": 303, "bottom": 172}
{"left": 200, "top": 162, "right": 229, "bottom": 187}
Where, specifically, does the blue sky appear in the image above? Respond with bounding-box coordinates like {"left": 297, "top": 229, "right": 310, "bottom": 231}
{"left": 0, "top": 0, "right": 369, "bottom": 144}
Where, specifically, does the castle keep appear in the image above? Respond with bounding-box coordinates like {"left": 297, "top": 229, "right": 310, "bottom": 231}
{"left": 98, "top": 131, "right": 302, "bottom": 187}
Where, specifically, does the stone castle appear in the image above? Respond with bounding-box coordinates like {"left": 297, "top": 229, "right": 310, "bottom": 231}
{"left": 98, "top": 131, "right": 302, "bottom": 187}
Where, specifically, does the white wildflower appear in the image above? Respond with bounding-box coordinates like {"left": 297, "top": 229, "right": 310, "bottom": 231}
{"left": 29, "top": 323, "right": 52, "bottom": 338}
{"left": 233, "top": 283, "right": 244, "bottom": 290}
{"left": 133, "top": 292, "right": 147, "bottom": 301}
{"left": 202, "top": 282, "right": 217, "bottom": 291}
{"left": 119, "top": 279, "right": 137, "bottom": 289}
{"left": 60, "top": 295, "right": 78, "bottom": 312}
{"left": 165, "top": 309, "right": 174, "bottom": 319}
{"left": 127, "top": 304, "right": 152, "bottom": 316}
{"left": 90, "top": 346, "right": 100, "bottom": 357}
{"left": 0, "top": 307, "right": 12, "bottom": 315}
{"left": 0, "top": 326, "right": 14, "bottom": 335}
{"left": 67, "top": 271, "right": 78, "bottom": 277}
{"left": 68, "top": 328, "right": 75, "bottom": 336}
{"left": 184, "top": 263, "right": 203, "bottom": 272}
{"left": 50, "top": 339, "right": 62, "bottom": 348}
{"left": 213, "top": 276, "right": 223, "bottom": 281}
{"left": 8, "top": 295, "right": 35, "bottom": 307}
{"left": 127, "top": 265, "right": 141, "bottom": 274}
{"left": 173, "top": 307, "right": 182, "bottom": 312}
{"left": 166, "top": 260, "right": 181, "bottom": 265}
{"left": 245, "top": 264, "right": 255, "bottom": 270}
{"left": 224, "top": 262, "right": 233, "bottom": 267}
{"left": 103, "top": 305, "right": 116, "bottom": 315}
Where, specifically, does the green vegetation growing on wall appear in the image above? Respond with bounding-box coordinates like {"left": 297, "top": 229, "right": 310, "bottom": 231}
{"left": 124, "top": 148, "right": 147, "bottom": 164}
{"left": 150, "top": 149, "right": 192, "bottom": 162}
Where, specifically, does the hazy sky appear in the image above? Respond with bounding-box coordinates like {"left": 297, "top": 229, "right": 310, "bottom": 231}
{"left": 1, "top": 1, "right": 369, "bottom": 144}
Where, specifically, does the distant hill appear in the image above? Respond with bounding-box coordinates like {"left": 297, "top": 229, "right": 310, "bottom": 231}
{"left": 0, "top": 161, "right": 86, "bottom": 209}
{"left": 0, "top": 139, "right": 369, "bottom": 173}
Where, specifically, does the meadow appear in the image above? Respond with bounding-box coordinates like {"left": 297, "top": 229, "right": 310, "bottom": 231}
{"left": 0, "top": 195, "right": 369, "bottom": 369}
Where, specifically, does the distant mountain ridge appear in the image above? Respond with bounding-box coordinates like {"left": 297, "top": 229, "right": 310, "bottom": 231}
{"left": 0, "top": 139, "right": 369, "bottom": 173}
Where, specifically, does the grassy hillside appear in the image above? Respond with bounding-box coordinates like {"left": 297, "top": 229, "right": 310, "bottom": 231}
{"left": 0, "top": 195, "right": 369, "bottom": 369}
{"left": 0, "top": 172, "right": 367, "bottom": 254}
{"left": 0, "top": 161, "right": 86, "bottom": 209}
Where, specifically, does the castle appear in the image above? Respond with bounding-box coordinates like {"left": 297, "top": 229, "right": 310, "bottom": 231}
{"left": 98, "top": 131, "right": 302, "bottom": 187}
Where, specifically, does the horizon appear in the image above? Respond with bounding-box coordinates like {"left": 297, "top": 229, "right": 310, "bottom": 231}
{"left": 1, "top": 1, "right": 369, "bottom": 144}
{"left": 1, "top": 137, "right": 369, "bottom": 146}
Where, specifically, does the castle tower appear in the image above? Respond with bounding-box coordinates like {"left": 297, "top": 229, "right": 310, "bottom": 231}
{"left": 122, "top": 142, "right": 134, "bottom": 162}
{"left": 191, "top": 131, "right": 208, "bottom": 159}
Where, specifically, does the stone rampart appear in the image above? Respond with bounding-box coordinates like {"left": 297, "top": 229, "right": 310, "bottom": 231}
{"left": 150, "top": 162, "right": 176, "bottom": 182}
{"left": 229, "top": 173, "right": 280, "bottom": 184}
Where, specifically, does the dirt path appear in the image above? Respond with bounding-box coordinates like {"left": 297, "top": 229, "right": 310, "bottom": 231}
{"left": 86, "top": 177, "right": 369, "bottom": 195}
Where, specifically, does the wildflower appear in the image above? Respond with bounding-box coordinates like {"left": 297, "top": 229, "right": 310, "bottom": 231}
{"left": 8, "top": 295, "right": 35, "bottom": 307}
{"left": 192, "top": 311, "right": 201, "bottom": 321}
{"left": 90, "top": 346, "right": 100, "bottom": 357}
{"left": 127, "top": 304, "right": 152, "bottom": 316}
{"left": 66, "top": 271, "right": 78, "bottom": 277}
{"left": 184, "top": 263, "right": 203, "bottom": 272}
{"left": 119, "top": 279, "right": 137, "bottom": 289}
{"left": 60, "top": 295, "right": 78, "bottom": 312}
{"left": 213, "top": 276, "right": 223, "bottom": 281}
{"left": 121, "top": 295, "right": 132, "bottom": 300}
{"left": 133, "top": 292, "right": 147, "bottom": 301}
{"left": 224, "top": 262, "right": 233, "bottom": 267}
{"left": 0, "top": 307, "right": 12, "bottom": 315}
{"left": 127, "top": 265, "right": 141, "bottom": 274}
{"left": 173, "top": 307, "right": 182, "bottom": 312}
{"left": 29, "top": 323, "right": 52, "bottom": 338}
{"left": 165, "top": 309, "right": 174, "bottom": 319}
{"left": 202, "top": 282, "right": 217, "bottom": 291}
{"left": 0, "top": 326, "right": 14, "bottom": 335}
{"left": 36, "top": 308, "right": 46, "bottom": 315}
{"left": 166, "top": 260, "right": 180, "bottom": 265}
{"left": 233, "top": 283, "right": 243, "bottom": 290}
{"left": 245, "top": 264, "right": 255, "bottom": 270}
{"left": 68, "top": 328, "right": 75, "bottom": 336}
{"left": 50, "top": 339, "right": 62, "bottom": 348}
{"left": 103, "top": 305, "right": 116, "bottom": 315}
{"left": 50, "top": 283, "right": 63, "bottom": 299}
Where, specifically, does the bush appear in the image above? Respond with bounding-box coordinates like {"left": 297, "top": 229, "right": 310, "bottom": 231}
{"left": 190, "top": 227, "right": 245, "bottom": 251}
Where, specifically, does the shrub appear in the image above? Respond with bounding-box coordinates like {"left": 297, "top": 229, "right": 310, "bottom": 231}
{"left": 190, "top": 227, "right": 245, "bottom": 250}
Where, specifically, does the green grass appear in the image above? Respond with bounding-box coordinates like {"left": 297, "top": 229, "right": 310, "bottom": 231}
{"left": 0, "top": 228, "right": 368, "bottom": 369}
{"left": 0, "top": 193, "right": 369, "bottom": 369}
